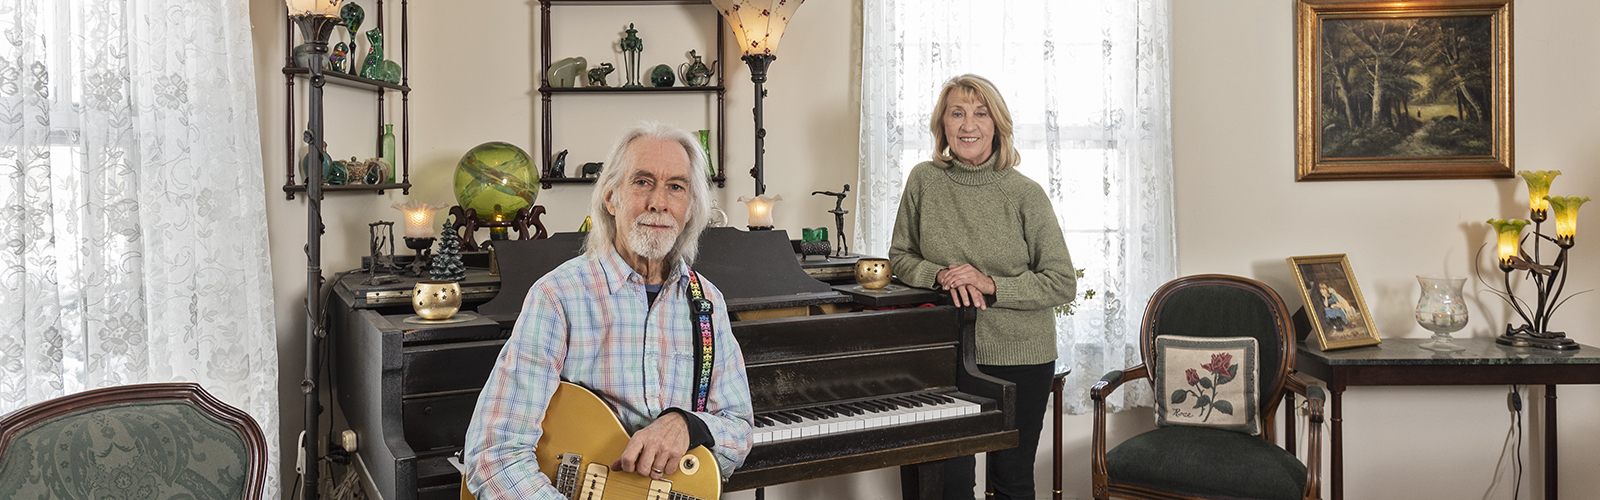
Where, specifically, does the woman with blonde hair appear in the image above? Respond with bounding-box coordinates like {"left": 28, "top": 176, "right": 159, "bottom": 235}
{"left": 889, "top": 74, "right": 1077, "bottom": 500}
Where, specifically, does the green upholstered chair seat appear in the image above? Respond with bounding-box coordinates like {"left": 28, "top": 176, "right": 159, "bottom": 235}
{"left": 0, "top": 383, "right": 265, "bottom": 500}
{"left": 1106, "top": 424, "right": 1306, "bottom": 500}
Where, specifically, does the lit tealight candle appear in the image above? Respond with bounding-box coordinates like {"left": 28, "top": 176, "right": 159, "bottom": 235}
{"left": 1486, "top": 218, "right": 1529, "bottom": 269}
{"left": 738, "top": 194, "right": 782, "bottom": 230}
{"left": 393, "top": 200, "right": 450, "bottom": 239}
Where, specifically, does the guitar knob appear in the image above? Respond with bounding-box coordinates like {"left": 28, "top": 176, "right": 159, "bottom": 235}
{"left": 680, "top": 455, "right": 698, "bottom": 475}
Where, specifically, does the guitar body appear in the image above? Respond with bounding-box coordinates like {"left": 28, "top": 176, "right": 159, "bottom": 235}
{"left": 462, "top": 381, "right": 721, "bottom": 500}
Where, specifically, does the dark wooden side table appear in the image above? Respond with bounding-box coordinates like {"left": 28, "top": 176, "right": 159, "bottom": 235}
{"left": 1292, "top": 338, "right": 1600, "bottom": 500}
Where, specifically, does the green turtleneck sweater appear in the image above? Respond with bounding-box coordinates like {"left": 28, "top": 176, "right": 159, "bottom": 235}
{"left": 889, "top": 155, "right": 1076, "bottom": 366}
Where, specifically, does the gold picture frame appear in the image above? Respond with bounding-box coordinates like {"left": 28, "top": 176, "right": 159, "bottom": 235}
{"left": 1294, "top": 0, "right": 1513, "bottom": 181}
{"left": 1287, "top": 254, "right": 1380, "bottom": 350}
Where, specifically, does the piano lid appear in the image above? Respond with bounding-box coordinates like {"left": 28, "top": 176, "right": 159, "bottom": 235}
{"left": 477, "top": 227, "right": 844, "bottom": 316}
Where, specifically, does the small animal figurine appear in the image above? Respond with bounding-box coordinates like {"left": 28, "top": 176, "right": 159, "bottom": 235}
{"left": 581, "top": 162, "right": 604, "bottom": 178}
{"left": 547, "top": 56, "right": 587, "bottom": 88}
{"left": 548, "top": 150, "right": 568, "bottom": 179}
{"left": 587, "top": 63, "right": 615, "bottom": 87}
{"left": 360, "top": 28, "right": 385, "bottom": 81}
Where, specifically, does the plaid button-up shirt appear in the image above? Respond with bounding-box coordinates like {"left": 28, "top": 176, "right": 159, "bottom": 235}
{"left": 463, "top": 247, "right": 754, "bottom": 499}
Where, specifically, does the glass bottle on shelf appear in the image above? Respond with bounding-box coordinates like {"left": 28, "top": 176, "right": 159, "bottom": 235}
{"left": 381, "top": 124, "right": 397, "bottom": 182}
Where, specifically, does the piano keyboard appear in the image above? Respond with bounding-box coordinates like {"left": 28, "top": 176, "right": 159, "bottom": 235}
{"left": 752, "top": 392, "right": 981, "bottom": 444}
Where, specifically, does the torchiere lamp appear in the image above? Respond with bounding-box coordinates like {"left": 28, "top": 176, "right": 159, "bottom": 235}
{"left": 285, "top": 0, "right": 342, "bottom": 498}
{"left": 710, "top": 0, "right": 804, "bottom": 228}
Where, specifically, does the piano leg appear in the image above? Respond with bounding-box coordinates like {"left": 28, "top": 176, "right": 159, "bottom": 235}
{"left": 900, "top": 460, "right": 946, "bottom": 500}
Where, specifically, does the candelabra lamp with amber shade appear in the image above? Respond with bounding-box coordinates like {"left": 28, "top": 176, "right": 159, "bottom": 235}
{"left": 1484, "top": 170, "right": 1589, "bottom": 350}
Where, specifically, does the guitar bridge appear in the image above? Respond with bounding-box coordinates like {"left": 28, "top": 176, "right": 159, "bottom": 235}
{"left": 555, "top": 453, "right": 582, "bottom": 498}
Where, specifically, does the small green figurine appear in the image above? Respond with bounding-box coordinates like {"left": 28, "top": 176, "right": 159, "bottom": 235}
{"left": 620, "top": 24, "right": 644, "bottom": 88}
{"left": 680, "top": 50, "right": 715, "bottom": 87}
{"left": 361, "top": 28, "right": 384, "bottom": 80}
{"left": 587, "top": 63, "right": 615, "bottom": 87}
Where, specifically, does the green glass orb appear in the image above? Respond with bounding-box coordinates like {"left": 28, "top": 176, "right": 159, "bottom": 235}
{"left": 453, "top": 142, "right": 540, "bottom": 223}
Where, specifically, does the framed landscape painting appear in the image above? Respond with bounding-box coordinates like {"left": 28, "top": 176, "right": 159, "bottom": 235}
{"left": 1287, "top": 254, "right": 1381, "bottom": 351}
{"left": 1295, "top": 0, "right": 1513, "bottom": 181}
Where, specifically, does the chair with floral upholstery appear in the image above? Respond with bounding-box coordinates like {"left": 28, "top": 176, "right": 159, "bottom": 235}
{"left": 1091, "top": 274, "right": 1326, "bottom": 500}
{"left": 0, "top": 382, "right": 267, "bottom": 499}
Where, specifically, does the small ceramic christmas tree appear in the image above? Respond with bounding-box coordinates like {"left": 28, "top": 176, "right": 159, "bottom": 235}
{"left": 431, "top": 219, "right": 466, "bottom": 281}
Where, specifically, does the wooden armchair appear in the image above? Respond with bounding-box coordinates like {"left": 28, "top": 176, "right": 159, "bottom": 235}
{"left": 0, "top": 382, "right": 267, "bottom": 499}
{"left": 1091, "top": 275, "right": 1325, "bottom": 500}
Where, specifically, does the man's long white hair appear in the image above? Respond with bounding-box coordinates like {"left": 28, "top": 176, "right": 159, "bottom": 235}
{"left": 584, "top": 122, "right": 713, "bottom": 266}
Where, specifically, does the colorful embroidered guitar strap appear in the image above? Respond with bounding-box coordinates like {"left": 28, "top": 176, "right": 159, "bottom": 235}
{"left": 685, "top": 270, "right": 715, "bottom": 413}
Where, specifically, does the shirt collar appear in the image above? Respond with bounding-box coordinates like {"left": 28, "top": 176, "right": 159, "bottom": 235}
{"left": 596, "top": 243, "right": 690, "bottom": 295}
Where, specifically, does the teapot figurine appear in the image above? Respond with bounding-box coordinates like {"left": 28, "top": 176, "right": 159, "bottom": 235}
{"left": 679, "top": 50, "right": 715, "bottom": 87}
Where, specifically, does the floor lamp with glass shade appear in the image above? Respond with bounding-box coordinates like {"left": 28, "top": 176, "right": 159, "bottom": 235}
{"left": 710, "top": 0, "right": 803, "bottom": 230}
{"left": 286, "top": 1, "right": 341, "bottom": 498}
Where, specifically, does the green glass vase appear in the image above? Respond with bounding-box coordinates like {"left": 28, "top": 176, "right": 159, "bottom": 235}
{"left": 381, "top": 124, "right": 397, "bottom": 183}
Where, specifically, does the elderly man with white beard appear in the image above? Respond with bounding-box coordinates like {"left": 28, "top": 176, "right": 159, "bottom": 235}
{"left": 462, "top": 122, "right": 755, "bottom": 499}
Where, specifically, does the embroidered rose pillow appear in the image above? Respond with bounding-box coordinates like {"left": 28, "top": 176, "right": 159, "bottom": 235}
{"left": 1153, "top": 335, "right": 1260, "bottom": 435}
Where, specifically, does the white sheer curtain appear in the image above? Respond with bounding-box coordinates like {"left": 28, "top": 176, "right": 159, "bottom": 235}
{"left": 0, "top": 0, "right": 279, "bottom": 495}
{"left": 859, "top": 0, "right": 1175, "bottom": 413}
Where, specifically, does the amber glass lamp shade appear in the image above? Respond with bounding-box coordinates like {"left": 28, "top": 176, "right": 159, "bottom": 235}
{"left": 393, "top": 200, "right": 450, "bottom": 238}
{"left": 1486, "top": 218, "right": 1528, "bottom": 268}
{"left": 1519, "top": 170, "right": 1560, "bottom": 221}
{"left": 1546, "top": 196, "right": 1590, "bottom": 246}
{"left": 709, "top": 0, "right": 804, "bottom": 57}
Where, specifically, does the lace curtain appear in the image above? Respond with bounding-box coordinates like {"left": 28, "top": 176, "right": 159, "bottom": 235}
{"left": 858, "top": 0, "right": 1175, "bottom": 413}
{"left": 0, "top": 0, "right": 279, "bottom": 495}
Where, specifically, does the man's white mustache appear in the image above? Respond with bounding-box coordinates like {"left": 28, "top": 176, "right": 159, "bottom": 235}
{"left": 634, "top": 213, "right": 677, "bottom": 227}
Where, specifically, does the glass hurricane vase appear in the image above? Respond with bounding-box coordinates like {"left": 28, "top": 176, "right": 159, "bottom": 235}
{"left": 1415, "top": 275, "right": 1469, "bottom": 352}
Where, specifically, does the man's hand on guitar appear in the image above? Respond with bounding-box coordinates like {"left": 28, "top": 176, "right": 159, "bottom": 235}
{"left": 611, "top": 411, "right": 690, "bottom": 480}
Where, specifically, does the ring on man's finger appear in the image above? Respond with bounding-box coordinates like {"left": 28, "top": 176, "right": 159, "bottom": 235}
{"left": 653, "top": 468, "right": 663, "bottom": 474}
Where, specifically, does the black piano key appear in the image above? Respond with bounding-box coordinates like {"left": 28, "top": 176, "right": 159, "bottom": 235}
{"left": 837, "top": 404, "right": 862, "bottom": 416}
{"left": 770, "top": 412, "right": 798, "bottom": 424}
{"left": 912, "top": 394, "right": 941, "bottom": 405}
{"left": 755, "top": 415, "right": 774, "bottom": 427}
{"left": 894, "top": 396, "right": 923, "bottom": 408}
{"left": 851, "top": 402, "right": 881, "bottom": 413}
{"left": 931, "top": 393, "right": 956, "bottom": 403}
{"left": 818, "top": 406, "right": 839, "bottom": 417}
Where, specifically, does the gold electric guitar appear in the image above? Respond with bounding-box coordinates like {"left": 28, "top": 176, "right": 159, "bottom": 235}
{"left": 461, "top": 382, "right": 722, "bottom": 500}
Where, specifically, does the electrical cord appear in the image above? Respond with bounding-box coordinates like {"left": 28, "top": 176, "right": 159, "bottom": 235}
{"left": 1512, "top": 386, "right": 1522, "bottom": 500}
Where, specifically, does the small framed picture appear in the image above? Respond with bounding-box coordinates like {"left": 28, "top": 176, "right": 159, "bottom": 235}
{"left": 1287, "top": 254, "right": 1380, "bottom": 350}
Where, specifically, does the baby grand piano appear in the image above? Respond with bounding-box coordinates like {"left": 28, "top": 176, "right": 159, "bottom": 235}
{"left": 330, "top": 228, "right": 1017, "bottom": 499}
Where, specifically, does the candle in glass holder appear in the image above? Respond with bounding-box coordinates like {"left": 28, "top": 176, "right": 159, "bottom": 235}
{"left": 393, "top": 200, "right": 450, "bottom": 238}
{"left": 738, "top": 194, "right": 781, "bottom": 229}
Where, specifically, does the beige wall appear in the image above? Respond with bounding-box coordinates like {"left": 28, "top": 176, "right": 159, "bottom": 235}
{"left": 1175, "top": 1, "right": 1600, "bottom": 499}
{"left": 253, "top": 0, "right": 1600, "bottom": 498}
